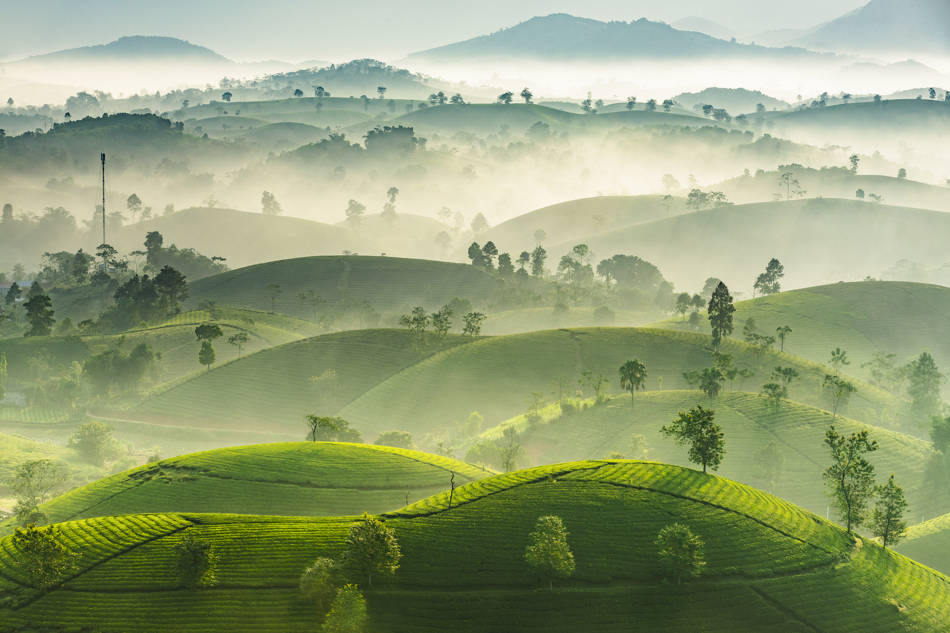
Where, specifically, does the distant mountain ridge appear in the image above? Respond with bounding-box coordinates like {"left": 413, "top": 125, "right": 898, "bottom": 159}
{"left": 409, "top": 13, "right": 821, "bottom": 61}
{"left": 796, "top": 0, "right": 950, "bottom": 53}
{"left": 11, "top": 35, "right": 234, "bottom": 65}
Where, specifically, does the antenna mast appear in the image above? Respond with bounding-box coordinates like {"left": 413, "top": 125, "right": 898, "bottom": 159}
{"left": 100, "top": 153, "right": 106, "bottom": 245}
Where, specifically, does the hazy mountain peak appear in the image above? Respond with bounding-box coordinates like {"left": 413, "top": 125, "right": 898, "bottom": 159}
{"left": 17, "top": 35, "right": 233, "bottom": 65}
{"left": 797, "top": 0, "right": 950, "bottom": 53}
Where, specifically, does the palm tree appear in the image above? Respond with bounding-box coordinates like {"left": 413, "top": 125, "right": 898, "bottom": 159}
{"left": 619, "top": 360, "right": 648, "bottom": 407}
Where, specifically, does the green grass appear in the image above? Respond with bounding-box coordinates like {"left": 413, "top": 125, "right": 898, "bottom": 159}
{"left": 0, "top": 432, "right": 104, "bottom": 510}
{"left": 477, "top": 390, "right": 940, "bottom": 517}
{"left": 482, "top": 306, "right": 660, "bottom": 335}
{"left": 8, "top": 442, "right": 488, "bottom": 528}
{"left": 656, "top": 281, "right": 950, "bottom": 395}
{"left": 2, "top": 461, "right": 948, "bottom": 632}
{"left": 185, "top": 255, "right": 500, "bottom": 320}
{"left": 339, "top": 327, "right": 898, "bottom": 439}
{"left": 127, "top": 329, "right": 470, "bottom": 433}
{"left": 898, "top": 512, "right": 950, "bottom": 575}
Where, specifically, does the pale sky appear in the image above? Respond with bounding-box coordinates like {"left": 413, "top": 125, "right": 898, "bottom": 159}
{"left": 1, "top": 0, "right": 868, "bottom": 61}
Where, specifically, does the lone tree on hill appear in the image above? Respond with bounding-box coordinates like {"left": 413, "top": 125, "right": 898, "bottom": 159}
{"left": 462, "top": 311, "right": 486, "bottom": 337}
{"left": 829, "top": 347, "right": 850, "bottom": 375}
{"left": 341, "top": 513, "right": 401, "bottom": 587}
{"left": 198, "top": 341, "right": 215, "bottom": 370}
{"left": 174, "top": 531, "right": 219, "bottom": 589}
{"left": 619, "top": 360, "right": 648, "bottom": 407}
{"left": 870, "top": 474, "right": 908, "bottom": 550}
{"left": 753, "top": 258, "right": 784, "bottom": 296}
{"left": 655, "top": 523, "right": 705, "bottom": 584}
{"left": 823, "top": 426, "right": 878, "bottom": 533}
{"left": 823, "top": 374, "right": 856, "bottom": 422}
{"left": 195, "top": 323, "right": 223, "bottom": 370}
{"left": 776, "top": 325, "right": 792, "bottom": 352}
{"left": 261, "top": 191, "right": 283, "bottom": 215}
{"left": 11, "top": 459, "right": 66, "bottom": 525}
{"left": 11, "top": 524, "right": 80, "bottom": 590}
{"left": 227, "top": 332, "right": 249, "bottom": 356}
{"left": 520, "top": 87, "right": 533, "bottom": 104}
{"left": 707, "top": 282, "right": 735, "bottom": 349}
{"left": 497, "top": 91, "right": 514, "bottom": 104}
{"left": 524, "top": 515, "right": 575, "bottom": 590}
{"left": 661, "top": 406, "right": 725, "bottom": 474}
{"left": 322, "top": 584, "right": 367, "bottom": 633}
{"left": 905, "top": 352, "right": 944, "bottom": 428}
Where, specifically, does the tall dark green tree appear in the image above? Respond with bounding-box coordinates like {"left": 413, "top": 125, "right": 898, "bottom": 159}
{"left": 870, "top": 475, "right": 908, "bottom": 550}
{"left": 341, "top": 513, "right": 401, "bottom": 587}
{"left": 823, "top": 426, "right": 878, "bottom": 533}
{"left": 905, "top": 352, "right": 944, "bottom": 428}
{"left": 23, "top": 294, "right": 54, "bottom": 337}
{"left": 707, "top": 282, "right": 735, "bottom": 348}
{"left": 154, "top": 266, "right": 187, "bottom": 315}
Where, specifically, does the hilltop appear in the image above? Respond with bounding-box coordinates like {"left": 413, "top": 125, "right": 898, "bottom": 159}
{"left": 561, "top": 198, "right": 950, "bottom": 292}
{"left": 185, "top": 255, "right": 500, "bottom": 319}
{"left": 11, "top": 442, "right": 487, "bottom": 527}
{"left": 7, "top": 36, "right": 233, "bottom": 66}
{"left": 795, "top": 0, "right": 950, "bottom": 54}
{"left": 1, "top": 461, "right": 947, "bottom": 631}
{"left": 118, "top": 208, "right": 361, "bottom": 270}
{"left": 481, "top": 195, "right": 688, "bottom": 250}
{"left": 478, "top": 391, "right": 940, "bottom": 516}
{"left": 339, "top": 327, "right": 897, "bottom": 439}
{"left": 408, "top": 14, "right": 817, "bottom": 61}
{"left": 672, "top": 87, "right": 789, "bottom": 114}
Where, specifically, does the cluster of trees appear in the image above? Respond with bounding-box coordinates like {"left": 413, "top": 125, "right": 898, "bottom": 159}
{"left": 398, "top": 303, "right": 487, "bottom": 340}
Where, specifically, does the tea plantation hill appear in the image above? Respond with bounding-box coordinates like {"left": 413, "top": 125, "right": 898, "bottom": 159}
{"left": 183, "top": 255, "right": 500, "bottom": 321}
{"left": 479, "top": 194, "right": 691, "bottom": 252}
{"left": 339, "top": 327, "right": 898, "bottom": 439}
{"left": 2, "top": 462, "right": 949, "bottom": 632}
{"left": 1, "top": 442, "right": 488, "bottom": 530}
{"left": 657, "top": 281, "right": 950, "bottom": 388}
{"left": 126, "top": 329, "right": 469, "bottom": 434}
{"left": 899, "top": 512, "right": 950, "bottom": 575}
{"left": 477, "top": 391, "right": 944, "bottom": 517}
{"left": 556, "top": 198, "right": 950, "bottom": 291}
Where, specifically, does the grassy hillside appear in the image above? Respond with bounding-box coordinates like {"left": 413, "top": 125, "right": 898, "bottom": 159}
{"left": 0, "top": 307, "right": 317, "bottom": 394}
{"left": 481, "top": 195, "right": 689, "bottom": 252}
{"left": 482, "top": 306, "right": 660, "bottom": 335}
{"left": 12, "top": 442, "right": 487, "bottom": 527}
{"left": 657, "top": 281, "right": 950, "bottom": 386}
{"left": 127, "top": 329, "right": 470, "bottom": 434}
{"left": 718, "top": 168, "right": 950, "bottom": 210}
{"left": 563, "top": 198, "right": 950, "bottom": 292}
{"left": 116, "top": 207, "right": 362, "bottom": 270}
{"left": 185, "top": 255, "right": 500, "bottom": 319}
{"left": 2, "top": 461, "right": 947, "bottom": 632}
{"left": 478, "top": 390, "right": 940, "bottom": 516}
{"left": 899, "top": 512, "right": 950, "bottom": 575}
{"left": 340, "top": 327, "right": 897, "bottom": 439}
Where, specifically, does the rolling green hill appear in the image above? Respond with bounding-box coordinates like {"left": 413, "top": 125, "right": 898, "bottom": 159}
{"left": 561, "top": 198, "right": 950, "bottom": 292}
{"left": 899, "top": 512, "right": 950, "bottom": 575}
{"left": 339, "top": 327, "right": 898, "bottom": 439}
{"left": 476, "top": 390, "right": 941, "bottom": 516}
{"left": 657, "top": 281, "right": 950, "bottom": 387}
{"left": 185, "top": 255, "right": 500, "bottom": 319}
{"left": 117, "top": 207, "right": 361, "bottom": 271}
{"left": 481, "top": 195, "right": 689, "bottom": 252}
{"left": 10, "top": 442, "right": 487, "bottom": 527}
{"left": 2, "top": 461, "right": 947, "bottom": 632}
{"left": 126, "top": 329, "right": 470, "bottom": 435}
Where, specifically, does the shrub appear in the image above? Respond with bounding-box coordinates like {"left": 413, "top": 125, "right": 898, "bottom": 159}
{"left": 174, "top": 532, "right": 219, "bottom": 589}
